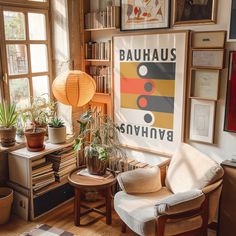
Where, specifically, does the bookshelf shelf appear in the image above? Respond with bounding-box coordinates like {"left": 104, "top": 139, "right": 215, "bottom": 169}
{"left": 85, "top": 59, "right": 110, "bottom": 62}
{"left": 84, "top": 27, "right": 118, "bottom": 31}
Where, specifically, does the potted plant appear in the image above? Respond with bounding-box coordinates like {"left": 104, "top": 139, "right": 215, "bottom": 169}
{"left": 0, "top": 102, "right": 17, "bottom": 147}
{"left": 48, "top": 117, "right": 66, "bottom": 144}
{"left": 74, "top": 109, "right": 126, "bottom": 176}
{"left": 21, "top": 96, "right": 55, "bottom": 152}
{"left": 0, "top": 187, "right": 13, "bottom": 224}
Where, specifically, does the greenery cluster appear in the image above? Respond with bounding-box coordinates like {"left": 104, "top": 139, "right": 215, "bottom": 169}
{"left": 19, "top": 95, "right": 56, "bottom": 132}
{"left": 48, "top": 117, "right": 65, "bottom": 128}
{"left": 0, "top": 102, "right": 17, "bottom": 128}
{"left": 74, "top": 109, "right": 126, "bottom": 162}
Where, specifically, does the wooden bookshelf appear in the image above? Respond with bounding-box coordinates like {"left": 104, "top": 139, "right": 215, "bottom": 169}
{"left": 79, "top": 0, "right": 120, "bottom": 119}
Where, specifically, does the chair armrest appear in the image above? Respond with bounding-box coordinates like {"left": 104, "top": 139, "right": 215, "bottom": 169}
{"left": 202, "top": 179, "right": 223, "bottom": 194}
{"left": 155, "top": 189, "right": 205, "bottom": 215}
{"left": 117, "top": 166, "right": 162, "bottom": 194}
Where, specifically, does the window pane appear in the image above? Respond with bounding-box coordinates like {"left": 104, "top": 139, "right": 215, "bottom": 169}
{"left": 30, "top": 44, "right": 48, "bottom": 73}
{"left": 32, "top": 76, "right": 50, "bottom": 98}
{"left": 4, "top": 11, "right": 26, "bottom": 40}
{"left": 7, "top": 44, "right": 28, "bottom": 75}
{"left": 28, "top": 13, "right": 46, "bottom": 40}
{"left": 9, "top": 78, "right": 30, "bottom": 109}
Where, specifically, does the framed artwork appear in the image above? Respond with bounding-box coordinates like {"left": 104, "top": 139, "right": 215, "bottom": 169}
{"left": 113, "top": 31, "right": 189, "bottom": 156}
{"left": 173, "top": 0, "right": 217, "bottom": 26}
{"left": 120, "top": 0, "right": 170, "bottom": 31}
{"left": 190, "top": 69, "right": 220, "bottom": 100}
{"left": 190, "top": 99, "right": 215, "bottom": 143}
{"left": 228, "top": 0, "right": 236, "bottom": 41}
{"left": 192, "top": 49, "right": 224, "bottom": 69}
{"left": 224, "top": 51, "right": 236, "bottom": 132}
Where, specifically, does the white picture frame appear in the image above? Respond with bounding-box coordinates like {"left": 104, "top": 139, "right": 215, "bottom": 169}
{"left": 190, "top": 69, "right": 220, "bottom": 100}
{"left": 228, "top": 0, "right": 236, "bottom": 42}
{"left": 113, "top": 31, "right": 189, "bottom": 156}
{"left": 189, "top": 99, "right": 215, "bottom": 143}
{"left": 192, "top": 49, "right": 224, "bottom": 69}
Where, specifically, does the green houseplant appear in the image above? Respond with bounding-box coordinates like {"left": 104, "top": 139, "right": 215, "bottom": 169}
{"left": 74, "top": 109, "right": 126, "bottom": 176}
{"left": 0, "top": 102, "right": 17, "bottom": 147}
{"left": 21, "top": 96, "right": 56, "bottom": 151}
{"left": 48, "top": 117, "right": 66, "bottom": 144}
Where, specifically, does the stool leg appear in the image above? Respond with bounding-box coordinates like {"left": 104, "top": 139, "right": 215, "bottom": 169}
{"left": 74, "top": 188, "right": 81, "bottom": 226}
{"left": 105, "top": 187, "right": 112, "bottom": 225}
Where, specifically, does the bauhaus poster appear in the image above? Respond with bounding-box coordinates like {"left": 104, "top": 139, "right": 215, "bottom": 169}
{"left": 113, "top": 32, "right": 188, "bottom": 155}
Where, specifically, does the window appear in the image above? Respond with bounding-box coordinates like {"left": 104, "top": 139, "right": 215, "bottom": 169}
{"left": 0, "top": 1, "right": 52, "bottom": 109}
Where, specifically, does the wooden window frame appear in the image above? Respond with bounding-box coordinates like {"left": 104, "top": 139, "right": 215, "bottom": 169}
{"left": 0, "top": 1, "right": 53, "bottom": 105}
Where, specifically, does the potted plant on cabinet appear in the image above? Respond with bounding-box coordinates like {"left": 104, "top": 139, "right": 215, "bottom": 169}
{"left": 21, "top": 96, "right": 55, "bottom": 152}
{"left": 0, "top": 102, "right": 17, "bottom": 147}
{"left": 48, "top": 117, "right": 66, "bottom": 144}
{"left": 74, "top": 109, "right": 126, "bottom": 176}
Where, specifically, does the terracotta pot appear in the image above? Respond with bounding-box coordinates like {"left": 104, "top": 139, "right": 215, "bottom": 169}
{"left": 0, "top": 127, "right": 16, "bottom": 147}
{"left": 24, "top": 128, "right": 46, "bottom": 152}
{"left": 0, "top": 188, "right": 13, "bottom": 224}
{"left": 48, "top": 126, "right": 66, "bottom": 144}
{"left": 87, "top": 156, "right": 107, "bottom": 176}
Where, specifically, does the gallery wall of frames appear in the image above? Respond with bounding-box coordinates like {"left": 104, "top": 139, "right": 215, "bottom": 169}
{"left": 80, "top": 0, "right": 236, "bottom": 158}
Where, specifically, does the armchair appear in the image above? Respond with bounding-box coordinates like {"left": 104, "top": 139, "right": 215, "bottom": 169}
{"left": 114, "top": 143, "right": 224, "bottom": 236}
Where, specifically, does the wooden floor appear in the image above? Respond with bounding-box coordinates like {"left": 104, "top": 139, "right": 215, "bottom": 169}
{"left": 0, "top": 200, "right": 216, "bottom": 236}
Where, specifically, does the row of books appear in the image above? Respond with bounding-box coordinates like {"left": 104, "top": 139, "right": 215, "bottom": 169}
{"left": 89, "top": 66, "right": 111, "bottom": 94}
{"left": 85, "top": 41, "right": 111, "bottom": 60}
{"left": 47, "top": 146, "right": 77, "bottom": 183}
{"left": 84, "top": 6, "right": 120, "bottom": 29}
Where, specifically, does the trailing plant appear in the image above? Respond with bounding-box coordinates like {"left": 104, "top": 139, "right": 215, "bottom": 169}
{"left": 48, "top": 117, "right": 65, "bottom": 128}
{"left": 74, "top": 109, "right": 126, "bottom": 165}
{"left": 0, "top": 102, "right": 17, "bottom": 128}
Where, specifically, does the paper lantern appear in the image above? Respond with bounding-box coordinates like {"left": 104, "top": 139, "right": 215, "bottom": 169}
{"left": 52, "top": 70, "right": 96, "bottom": 107}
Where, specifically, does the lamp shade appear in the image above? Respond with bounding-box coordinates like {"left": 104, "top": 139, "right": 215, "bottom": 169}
{"left": 52, "top": 70, "right": 96, "bottom": 107}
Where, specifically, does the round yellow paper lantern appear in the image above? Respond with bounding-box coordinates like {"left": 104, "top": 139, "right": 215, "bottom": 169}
{"left": 52, "top": 70, "right": 96, "bottom": 107}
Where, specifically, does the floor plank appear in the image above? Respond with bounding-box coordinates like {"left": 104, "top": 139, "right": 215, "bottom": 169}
{"left": 0, "top": 200, "right": 216, "bottom": 236}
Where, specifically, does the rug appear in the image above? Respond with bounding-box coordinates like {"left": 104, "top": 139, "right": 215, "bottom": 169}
{"left": 20, "top": 224, "right": 75, "bottom": 236}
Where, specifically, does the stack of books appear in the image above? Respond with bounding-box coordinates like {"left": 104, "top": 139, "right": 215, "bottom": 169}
{"left": 32, "top": 158, "right": 55, "bottom": 193}
{"left": 84, "top": 6, "right": 120, "bottom": 29}
{"left": 47, "top": 146, "right": 77, "bottom": 182}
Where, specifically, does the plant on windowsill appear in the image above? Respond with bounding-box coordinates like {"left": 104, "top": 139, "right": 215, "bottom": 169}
{"left": 0, "top": 102, "right": 17, "bottom": 147}
{"left": 20, "top": 95, "right": 56, "bottom": 152}
{"left": 74, "top": 109, "right": 127, "bottom": 176}
{"left": 48, "top": 117, "right": 66, "bottom": 144}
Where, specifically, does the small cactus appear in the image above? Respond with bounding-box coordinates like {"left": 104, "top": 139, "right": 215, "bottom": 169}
{"left": 48, "top": 117, "right": 65, "bottom": 128}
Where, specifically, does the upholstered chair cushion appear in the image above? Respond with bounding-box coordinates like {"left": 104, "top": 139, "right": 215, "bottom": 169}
{"left": 155, "top": 189, "right": 205, "bottom": 215}
{"left": 114, "top": 189, "right": 202, "bottom": 236}
{"left": 117, "top": 166, "right": 162, "bottom": 194}
{"left": 165, "top": 143, "right": 223, "bottom": 193}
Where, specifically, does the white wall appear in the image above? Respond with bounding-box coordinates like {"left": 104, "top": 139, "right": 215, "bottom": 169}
{"left": 91, "top": 0, "right": 236, "bottom": 165}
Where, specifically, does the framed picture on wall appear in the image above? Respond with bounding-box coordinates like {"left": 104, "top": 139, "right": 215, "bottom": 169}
{"left": 224, "top": 51, "right": 236, "bottom": 132}
{"left": 192, "top": 49, "right": 224, "bottom": 69}
{"left": 189, "top": 99, "right": 216, "bottom": 143}
{"left": 173, "top": 0, "right": 217, "bottom": 26}
{"left": 228, "top": 0, "right": 236, "bottom": 41}
{"left": 113, "top": 31, "right": 189, "bottom": 156}
{"left": 190, "top": 69, "right": 220, "bottom": 100}
{"left": 120, "top": 0, "right": 170, "bottom": 31}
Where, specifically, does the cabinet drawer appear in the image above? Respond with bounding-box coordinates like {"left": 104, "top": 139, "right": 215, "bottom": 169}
{"left": 192, "top": 31, "right": 226, "bottom": 48}
{"left": 33, "top": 183, "right": 74, "bottom": 218}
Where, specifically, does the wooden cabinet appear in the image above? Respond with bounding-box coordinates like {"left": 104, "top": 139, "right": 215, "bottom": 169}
{"left": 218, "top": 161, "right": 236, "bottom": 236}
{"left": 8, "top": 141, "right": 76, "bottom": 220}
